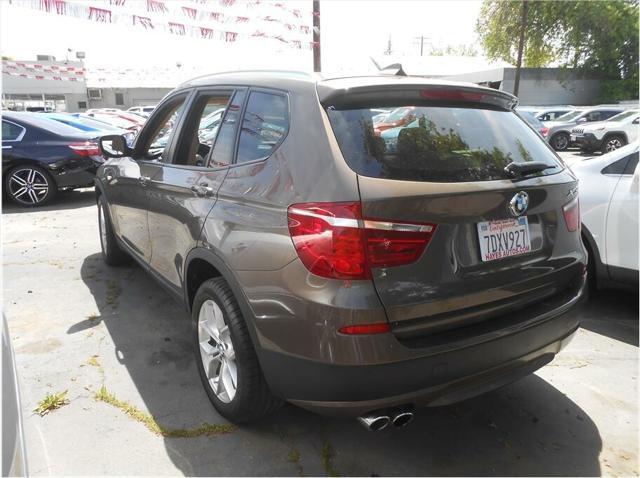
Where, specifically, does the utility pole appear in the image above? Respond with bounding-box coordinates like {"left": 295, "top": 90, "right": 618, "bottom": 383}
{"left": 513, "top": 0, "right": 529, "bottom": 97}
{"left": 312, "top": 0, "right": 321, "bottom": 72}
{"left": 412, "top": 35, "right": 430, "bottom": 56}
{"left": 384, "top": 35, "right": 392, "bottom": 56}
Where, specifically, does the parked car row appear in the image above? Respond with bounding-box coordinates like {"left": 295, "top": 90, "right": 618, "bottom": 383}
{"left": 520, "top": 105, "right": 639, "bottom": 152}
{"left": 1, "top": 111, "right": 137, "bottom": 206}
{"left": 0, "top": 106, "right": 164, "bottom": 206}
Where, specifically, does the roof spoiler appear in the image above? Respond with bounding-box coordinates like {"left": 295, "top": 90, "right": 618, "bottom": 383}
{"left": 318, "top": 83, "right": 519, "bottom": 111}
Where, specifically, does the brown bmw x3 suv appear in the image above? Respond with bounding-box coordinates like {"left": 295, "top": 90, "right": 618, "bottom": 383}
{"left": 96, "top": 71, "right": 586, "bottom": 430}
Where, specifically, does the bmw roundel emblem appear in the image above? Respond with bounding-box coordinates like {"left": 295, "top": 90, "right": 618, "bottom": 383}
{"left": 509, "top": 191, "right": 529, "bottom": 217}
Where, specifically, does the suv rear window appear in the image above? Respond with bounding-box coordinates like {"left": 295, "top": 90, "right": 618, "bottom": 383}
{"left": 326, "top": 106, "right": 562, "bottom": 182}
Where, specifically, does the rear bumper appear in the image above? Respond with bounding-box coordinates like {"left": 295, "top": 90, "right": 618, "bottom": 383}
{"left": 47, "top": 157, "right": 100, "bottom": 188}
{"left": 259, "top": 274, "right": 586, "bottom": 417}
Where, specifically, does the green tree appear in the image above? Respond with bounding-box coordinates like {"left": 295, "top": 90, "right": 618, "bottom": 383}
{"left": 476, "top": 0, "right": 639, "bottom": 102}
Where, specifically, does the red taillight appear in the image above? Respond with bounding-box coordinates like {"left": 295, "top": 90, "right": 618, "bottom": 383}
{"left": 540, "top": 127, "right": 549, "bottom": 137}
{"left": 563, "top": 196, "right": 580, "bottom": 232}
{"left": 338, "top": 323, "right": 391, "bottom": 335}
{"left": 420, "top": 89, "right": 485, "bottom": 101}
{"left": 69, "top": 141, "right": 100, "bottom": 157}
{"left": 287, "top": 202, "right": 437, "bottom": 280}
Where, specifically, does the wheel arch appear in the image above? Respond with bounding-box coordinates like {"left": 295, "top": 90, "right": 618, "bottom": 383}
{"left": 183, "top": 247, "right": 265, "bottom": 364}
{"left": 602, "top": 131, "right": 628, "bottom": 144}
{"left": 581, "top": 224, "right": 608, "bottom": 287}
{"left": 550, "top": 130, "right": 570, "bottom": 148}
{"left": 183, "top": 248, "right": 254, "bottom": 321}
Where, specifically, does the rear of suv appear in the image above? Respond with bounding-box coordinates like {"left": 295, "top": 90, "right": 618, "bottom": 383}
{"left": 96, "top": 72, "right": 586, "bottom": 429}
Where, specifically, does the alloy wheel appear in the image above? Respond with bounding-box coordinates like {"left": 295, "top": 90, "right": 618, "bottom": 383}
{"left": 8, "top": 168, "right": 49, "bottom": 205}
{"left": 553, "top": 135, "right": 569, "bottom": 150}
{"left": 198, "top": 299, "right": 237, "bottom": 403}
{"left": 605, "top": 138, "right": 623, "bottom": 152}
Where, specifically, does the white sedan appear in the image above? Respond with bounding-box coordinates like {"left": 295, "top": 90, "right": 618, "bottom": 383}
{"left": 570, "top": 142, "right": 639, "bottom": 290}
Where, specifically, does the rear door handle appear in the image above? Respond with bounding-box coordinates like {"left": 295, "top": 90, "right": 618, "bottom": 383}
{"left": 190, "top": 184, "right": 215, "bottom": 197}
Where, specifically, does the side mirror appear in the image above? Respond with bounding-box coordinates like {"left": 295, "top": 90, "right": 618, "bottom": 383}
{"left": 577, "top": 117, "right": 587, "bottom": 123}
{"left": 633, "top": 117, "right": 639, "bottom": 125}
{"left": 99, "top": 135, "right": 132, "bottom": 158}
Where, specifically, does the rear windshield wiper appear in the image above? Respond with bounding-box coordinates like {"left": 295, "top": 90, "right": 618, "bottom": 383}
{"left": 504, "top": 161, "right": 557, "bottom": 179}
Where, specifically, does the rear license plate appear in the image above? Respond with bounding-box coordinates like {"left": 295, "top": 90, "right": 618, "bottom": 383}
{"left": 477, "top": 217, "right": 531, "bottom": 262}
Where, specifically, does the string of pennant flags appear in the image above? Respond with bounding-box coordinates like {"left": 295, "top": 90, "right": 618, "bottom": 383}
{"left": 3, "top": 61, "right": 86, "bottom": 81}
{"left": 8, "top": 0, "right": 317, "bottom": 50}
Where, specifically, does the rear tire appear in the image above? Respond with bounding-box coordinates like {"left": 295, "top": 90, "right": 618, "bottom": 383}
{"left": 4, "top": 165, "right": 56, "bottom": 207}
{"left": 97, "top": 195, "right": 130, "bottom": 266}
{"left": 551, "top": 133, "right": 570, "bottom": 151}
{"left": 601, "top": 135, "right": 626, "bottom": 154}
{"left": 193, "top": 278, "right": 282, "bottom": 423}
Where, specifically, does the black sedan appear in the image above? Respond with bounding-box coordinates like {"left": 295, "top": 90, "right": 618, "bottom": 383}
{"left": 2, "top": 112, "right": 104, "bottom": 207}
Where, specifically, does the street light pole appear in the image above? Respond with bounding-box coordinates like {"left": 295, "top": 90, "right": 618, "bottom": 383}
{"left": 313, "top": 0, "right": 321, "bottom": 72}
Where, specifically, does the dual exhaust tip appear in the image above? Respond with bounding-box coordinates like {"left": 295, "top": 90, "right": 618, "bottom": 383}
{"left": 357, "top": 407, "right": 414, "bottom": 431}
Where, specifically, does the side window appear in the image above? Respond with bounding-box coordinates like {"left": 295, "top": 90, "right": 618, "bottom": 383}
{"left": 601, "top": 152, "right": 638, "bottom": 175}
{"left": 2, "top": 121, "right": 24, "bottom": 141}
{"left": 600, "top": 111, "right": 619, "bottom": 121}
{"left": 173, "top": 91, "right": 233, "bottom": 167}
{"left": 142, "top": 96, "right": 187, "bottom": 161}
{"left": 539, "top": 113, "right": 551, "bottom": 121}
{"left": 236, "top": 91, "right": 289, "bottom": 164}
{"left": 624, "top": 152, "right": 639, "bottom": 175}
{"left": 585, "top": 111, "right": 602, "bottom": 122}
{"left": 208, "top": 90, "right": 246, "bottom": 168}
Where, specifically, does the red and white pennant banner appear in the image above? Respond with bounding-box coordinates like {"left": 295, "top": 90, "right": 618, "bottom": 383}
{"left": 9, "top": 0, "right": 316, "bottom": 49}
{"left": 3, "top": 60, "right": 86, "bottom": 81}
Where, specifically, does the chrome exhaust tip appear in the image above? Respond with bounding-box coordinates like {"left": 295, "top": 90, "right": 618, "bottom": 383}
{"left": 391, "top": 411, "right": 414, "bottom": 428}
{"left": 357, "top": 413, "right": 391, "bottom": 431}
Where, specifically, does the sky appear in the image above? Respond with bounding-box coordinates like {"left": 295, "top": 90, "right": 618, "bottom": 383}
{"left": 0, "top": 0, "right": 484, "bottom": 75}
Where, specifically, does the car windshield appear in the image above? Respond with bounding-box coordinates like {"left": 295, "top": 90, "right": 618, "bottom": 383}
{"left": 555, "top": 110, "right": 583, "bottom": 122}
{"left": 326, "top": 105, "right": 562, "bottom": 182}
{"left": 607, "top": 110, "right": 639, "bottom": 122}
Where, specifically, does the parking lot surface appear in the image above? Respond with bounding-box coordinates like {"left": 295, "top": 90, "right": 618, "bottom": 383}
{"left": 3, "top": 151, "right": 638, "bottom": 475}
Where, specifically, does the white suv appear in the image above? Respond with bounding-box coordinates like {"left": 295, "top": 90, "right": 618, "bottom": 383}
{"left": 571, "top": 109, "right": 639, "bottom": 154}
{"left": 571, "top": 143, "right": 639, "bottom": 290}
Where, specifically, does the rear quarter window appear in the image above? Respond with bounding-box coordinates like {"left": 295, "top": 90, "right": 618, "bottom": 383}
{"left": 2, "top": 121, "right": 24, "bottom": 141}
{"left": 326, "top": 106, "right": 562, "bottom": 182}
{"left": 236, "top": 91, "right": 289, "bottom": 163}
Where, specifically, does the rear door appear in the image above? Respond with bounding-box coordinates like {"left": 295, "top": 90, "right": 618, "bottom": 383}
{"left": 605, "top": 151, "right": 639, "bottom": 275}
{"left": 145, "top": 88, "right": 246, "bottom": 290}
{"left": 323, "top": 87, "right": 583, "bottom": 337}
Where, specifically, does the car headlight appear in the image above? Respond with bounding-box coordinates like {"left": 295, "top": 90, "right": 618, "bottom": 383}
{"left": 595, "top": 127, "right": 605, "bottom": 131}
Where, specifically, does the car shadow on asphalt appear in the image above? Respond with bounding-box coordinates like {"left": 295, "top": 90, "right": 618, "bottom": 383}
{"left": 75, "top": 253, "right": 603, "bottom": 476}
{"left": 577, "top": 289, "right": 639, "bottom": 347}
{"left": 2, "top": 188, "right": 96, "bottom": 214}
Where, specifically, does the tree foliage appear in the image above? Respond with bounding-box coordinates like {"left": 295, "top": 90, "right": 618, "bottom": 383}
{"left": 476, "top": 0, "right": 639, "bottom": 101}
